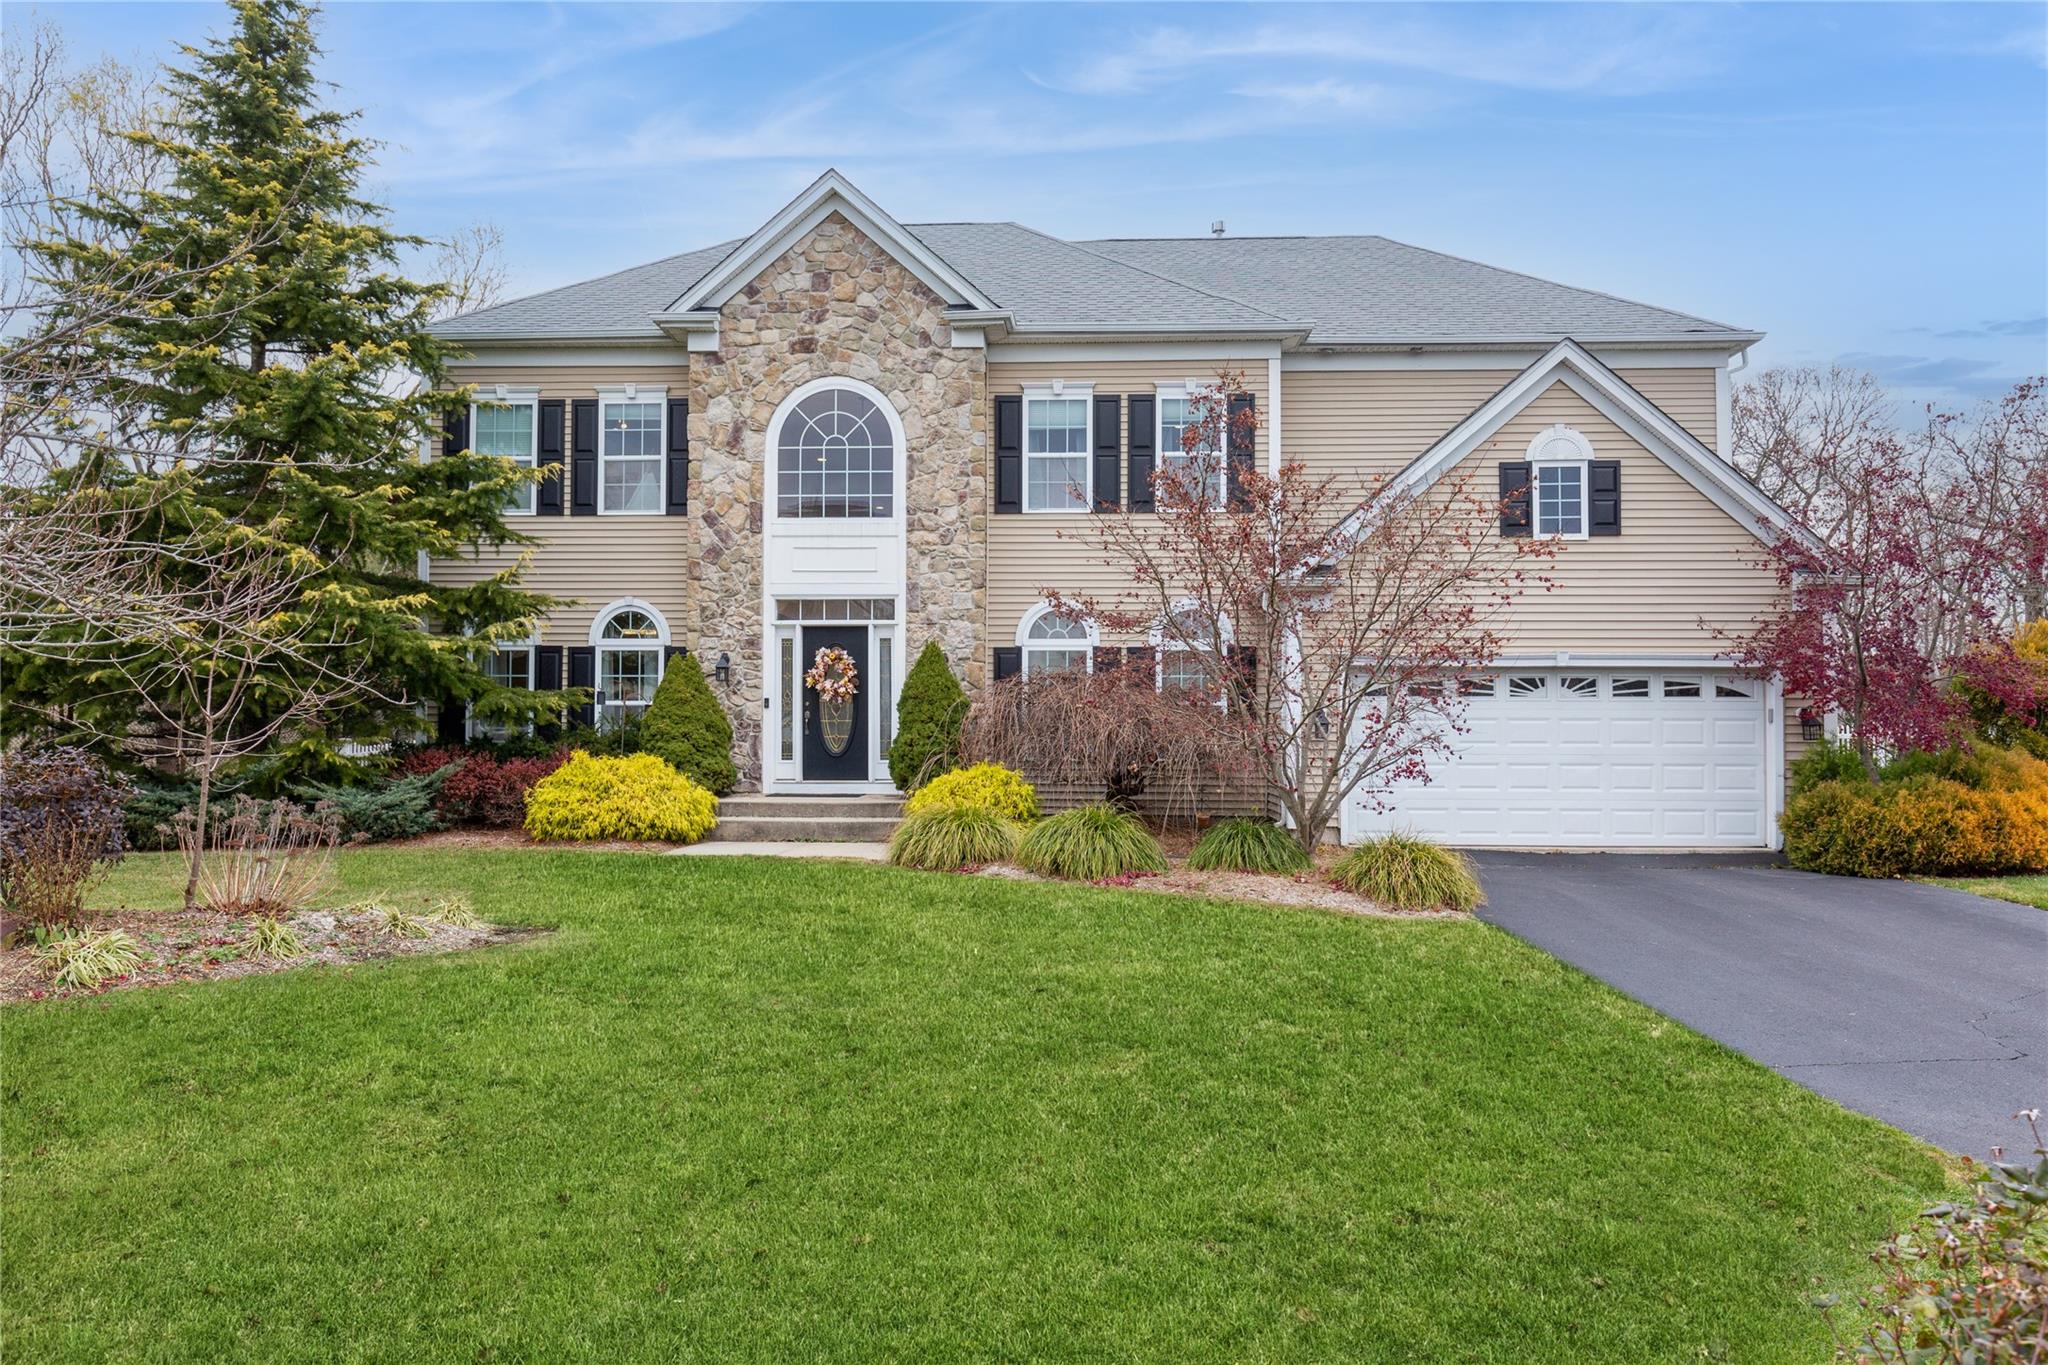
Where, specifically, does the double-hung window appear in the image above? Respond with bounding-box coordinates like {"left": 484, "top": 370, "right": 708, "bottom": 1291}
{"left": 1023, "top": 386, "right": 1091, "bottom": 511}
{"left": 599, "top": 390, "right": 665, "bottom": 515}
{"left": 472, "top": 391, "right": 539, "bottom": 516}
{"left": 1527, "top": 424, "right": 1593, "bottom": 539}
{"left": 1157, "top": 384, "right": 1224, "bottom": 508}
{"left": 475, "top": 644, "right": 535, "bottom": 740}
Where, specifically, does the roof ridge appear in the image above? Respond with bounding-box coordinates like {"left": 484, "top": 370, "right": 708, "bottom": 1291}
{"left": 442, "top": 239, "right": 740, "bottom": 328}
{"left": 1361, "top": 232, "right": 1746, "bottom": 334}
{"left": 998, "top": 221, "right": 1300, "bottom": 325}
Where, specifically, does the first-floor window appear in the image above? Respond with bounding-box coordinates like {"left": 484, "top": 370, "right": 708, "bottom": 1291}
{"left": 1023, "top": 611, "right": 1091, "bottom": 676}
{"left": 476, "top": 645, "right": 534, "bottom": 740}
{"left": 600, "top": 397, "right": 664, "bottom": 514}
{"left": 1155, "top": 603, "right": 1224, "bottom": 698}
{"left": 1024, "top": 392, "right": 1090, "bottom": 511}
{"left": 597, "top": 608, "right": 663, "bottom": 725}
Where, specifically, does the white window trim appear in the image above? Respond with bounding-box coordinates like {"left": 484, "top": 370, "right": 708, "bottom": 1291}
{"left": 1527, "top": 423, "right": 1593, "bottom": 541}
{"left": 471, "top": 639, "right": 536, "bottom": 741}
{"left": 596, "top": 385, "right": 668, "bottom": 517}
{"left": 1150, "top": 596, "right": 1231, "bottom": 701}
{"left": 1016, "top": 602, "right": 1097, "bottom": 676}
{"left": 1022, "top": 381, "right": 1094, "bottom": 513}
{"left": 471, "top": 386, "right": 541, "bottom": 517}
{"left": 1154, "top": 380, "right": 1227, "bottom": 510}
{"left": 590, "top": 598, "right": 670, "bottom": 725}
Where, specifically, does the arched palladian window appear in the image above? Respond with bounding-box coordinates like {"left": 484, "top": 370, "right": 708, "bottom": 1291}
{"left": 776, "top": 386, "right": 895, "bottom": 519}
{"left": 594, "top": 603, "right": 666, "bottom": 726}
{"left": 1019, "top": 605, "right": 1094, "bottom": 676}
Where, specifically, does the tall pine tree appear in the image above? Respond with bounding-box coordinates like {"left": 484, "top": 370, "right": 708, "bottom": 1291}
{"left": 12, "top": 0, "right": 554, "bottom": 771}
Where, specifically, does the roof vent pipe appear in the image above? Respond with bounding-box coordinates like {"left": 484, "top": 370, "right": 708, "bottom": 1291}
{"left": 1210, "top": 220, "right": 1226, "bottom": 237}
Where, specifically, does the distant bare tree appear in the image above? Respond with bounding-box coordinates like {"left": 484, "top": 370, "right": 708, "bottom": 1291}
{"left": 432, "top": 221, "right": 508, "bottom": 319}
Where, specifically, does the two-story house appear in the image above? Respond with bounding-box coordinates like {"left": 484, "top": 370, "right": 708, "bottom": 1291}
{"left": 430, "top": 170, "right": 1803, "bottom": 849}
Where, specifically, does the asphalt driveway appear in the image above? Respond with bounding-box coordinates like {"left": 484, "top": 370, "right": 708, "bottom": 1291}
{"left": 1471, "top": 853, "right": 2048, "bottom": 1156}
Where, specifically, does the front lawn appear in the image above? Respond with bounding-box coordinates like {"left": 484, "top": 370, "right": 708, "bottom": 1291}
{"left": 4, "top": 850, "right": 1941, "bottom": 1361}
{"left": 1929, "top": 873, "right": 2048, "bottom": 910}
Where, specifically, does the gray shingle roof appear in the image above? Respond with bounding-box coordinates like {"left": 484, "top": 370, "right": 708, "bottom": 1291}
{"left": 434, "top": 221, "right": 1751, "bottom": 346}
{"left": 1081, "top": 234, "right": 1748, "bottom": 343}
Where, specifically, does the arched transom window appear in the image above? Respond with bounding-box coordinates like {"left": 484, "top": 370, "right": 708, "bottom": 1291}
{"left": 776, "top": 386, "right": 895, "bottom": 519}
{"left": 1023, "top": 609, "right": 1092, "bottom": 676}
{"left": 596, "top": 606, "right": 665, "bottom": 726}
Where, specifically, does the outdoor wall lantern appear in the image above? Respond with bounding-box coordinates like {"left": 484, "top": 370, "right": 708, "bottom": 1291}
{"left": 714, "top": 651, "right": 732, "bottom": 688}
{"left": 1798, "top": 706, "right": 1822, "bottom": 743}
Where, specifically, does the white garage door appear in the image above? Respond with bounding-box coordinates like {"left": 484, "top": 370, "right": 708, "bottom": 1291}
{"left": 1344, "top": 671, "right": 1771, "bottom": 848}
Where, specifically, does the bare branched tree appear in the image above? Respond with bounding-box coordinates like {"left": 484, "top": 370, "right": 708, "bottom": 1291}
{"left": 431, "top": 221, "right": 508, "bottom": 320}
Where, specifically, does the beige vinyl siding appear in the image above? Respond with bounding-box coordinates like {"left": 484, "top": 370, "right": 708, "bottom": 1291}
{"left": 985, "top": 358, "right": 1269, "bottom": 655}
{"left": 1457, "top": 380, "right": 1773, "bottom": 653}
{"left": 1281, "top": 366, "right": 1721, "bottom": 490}
{"left": 430, "top": 364, "right": 693, "bottom": 644}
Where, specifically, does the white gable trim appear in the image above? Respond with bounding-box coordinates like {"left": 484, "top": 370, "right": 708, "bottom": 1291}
{"left": 1372, "top": 339, "right": 1808, "bottom": 549}
{"left": 667, "top": 169, "right": 998, "bottom": 316}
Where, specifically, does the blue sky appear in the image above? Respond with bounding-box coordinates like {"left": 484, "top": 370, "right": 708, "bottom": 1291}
{"left": 24, "top": 1, "right": 2048, "bottom": 406}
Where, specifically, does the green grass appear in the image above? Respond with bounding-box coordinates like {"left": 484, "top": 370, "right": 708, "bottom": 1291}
{"left": 2, "top": 850, "right": 1944, "bottom": 1362}
{"left": 1929, "top": 873, "right": 2048, "bottom": 910}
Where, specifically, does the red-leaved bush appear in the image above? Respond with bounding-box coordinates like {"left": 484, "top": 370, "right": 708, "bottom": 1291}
{"left": 398, "top": 748, "right": 571, "bottom": 827}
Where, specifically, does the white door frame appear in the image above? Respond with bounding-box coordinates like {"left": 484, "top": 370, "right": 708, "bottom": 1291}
{"left": 762, "top": 612, "right": 904, "bottom": 794}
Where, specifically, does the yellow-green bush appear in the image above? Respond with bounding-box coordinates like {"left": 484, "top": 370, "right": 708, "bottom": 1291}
{"left": 523, "top": 752, "right": 718, "bottom": 844}
{"left": 1783, "top": 759, "right": 2048, "bottom": 878}
{"left": 902, "top": 762, "right": 1039, "bottom": 822}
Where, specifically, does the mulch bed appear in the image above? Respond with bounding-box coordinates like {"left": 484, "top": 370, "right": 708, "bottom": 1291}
{"left": 978, "top": 851, "right": 1468, "bottom": 920}
{"left": 1, "top": 907, "right": 539, "bottom": 1005}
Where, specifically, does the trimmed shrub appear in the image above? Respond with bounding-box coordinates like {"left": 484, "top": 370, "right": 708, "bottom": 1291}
{"left": 903, "top": 762, "right": 1039, "bottom": 822}
{"left": 887, "top": 807, "right": 1022, "bottom": 871}
{"left": 889, "top": 641, "right": 966, "bottom": 791}
{"left": 1187, "top": 819, "right": 1312, "bottom": 874}
{"left": 1332, "top": 834, "right": 1482, "bottom": 911}
{"left": 0, "top": 747, "right": 132, "bottom": 932}
{"left": 400, "top": 747, "right": 571, "bottom": 827}
{"left": 1783, "top": 771, "right": 2048, "bottom": 877}
{"left": 1016, "top": 803, "right": 1167, "bottom": 881}
{"left": 1788, "top": 740, "right": 1871, "bottom": 798}
{"left": 523, "top": 752, "right": 718, "bottom": 844}
{"left": 639, "top": 653, "right": 737, "bottom": 795}
{"left": 298, "top": 769, "right": 446, "bottom": 842}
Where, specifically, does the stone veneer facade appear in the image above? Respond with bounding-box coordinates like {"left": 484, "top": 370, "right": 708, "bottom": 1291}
{"left": 687, "top": 212, "right": 987, "bottom": 787}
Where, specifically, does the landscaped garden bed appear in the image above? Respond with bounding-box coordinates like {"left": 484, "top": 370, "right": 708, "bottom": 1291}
{"left": 0, "top": 901, "right": 534, "bottom": 1004}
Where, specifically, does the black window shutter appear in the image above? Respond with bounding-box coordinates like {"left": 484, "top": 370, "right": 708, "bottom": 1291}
{"left": 1589, "top": 460, "right": 1621, "bottom": 536}
{"left": 1092, "top": 393, "right": 1122, "bottom": 511}
{"left": 994, "top": 395, "right": 1022, "bottom": 514}
{"left": 442, "top": 405, "right": 469, "bottom": 460}
{"left": 1226, "top": 393, "right": 1256, "bottom": 508}
{"left": 666, "top": 399, "right": 689, "bottom": 516}
{"left": 1228, "top": 645, "right": 1258, "bottom": 710}
{"left": 1499, "top": 461, "right": 1533, "bottom": 536}
{"left": 567, "top": 646, "right": 596, "bottom": 728}
{"left": 993, "top": 646, "right": 1022, "bottom": 680}
{"left": 536, "top": 399, "right": 565, "bottom": 515}
{"left": 662, "top": 644, "right": 688, "bottom": 668}
{"left": 570, "top": 399, "right": 598, "bottom": 516}
{"left": 1125, "top": 645, "right": 1157, "bottom": 679}
{"left": 1092, "top": 646, "right": 1123, "bottom": 673}
{"left": 1127, "top": 394, "right": 1156, "bottom": 513}
{"left": 534, "top": 644, "right": 563, "bottom": 692}
{"left": 435, "top": 696, "right": 466, "bottom": 746}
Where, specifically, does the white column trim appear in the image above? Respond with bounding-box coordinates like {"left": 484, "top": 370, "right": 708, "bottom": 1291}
{"left": 1266, "top": 355, "right": 1282, "bottom": 475}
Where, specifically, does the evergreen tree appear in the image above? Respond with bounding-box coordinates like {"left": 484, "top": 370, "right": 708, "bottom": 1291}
{"left": 9, "top": 0, "right": 553, "bottom": 768}
{"left": 888, "top": 641, "right": 966, "bottom": 791}
{"left": 639, "top": 654, "right": 737, "bottom": 796}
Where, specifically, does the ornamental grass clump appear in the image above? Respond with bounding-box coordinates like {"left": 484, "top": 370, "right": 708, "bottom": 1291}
{"left": 1188, "top": 819, "right": 1312, "bottom": 874}
{"left": 902, "top": 762, "right": 1039, "bottom": 822}
{"left": 33, "top": 928, "right": 143, "bottom": 989}
{"left": 1016, "top": 803, "right": 1167, "bottom": 881}
{"left": 523, "top": 752, "right": 718, "bottom": 844}
{"left": 886, "top": 807, "right": 1021, "bottom": 872}
{"left": 1332, "top": 834, "right": 1482, "bottom": 912}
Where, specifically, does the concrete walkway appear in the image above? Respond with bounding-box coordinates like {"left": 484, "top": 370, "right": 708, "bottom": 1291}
{"left": 1471, "top": 852, "right": 2048, "bottom": 1156}
{"left": 671, "top": 841, "right": 889, "bottom": 860}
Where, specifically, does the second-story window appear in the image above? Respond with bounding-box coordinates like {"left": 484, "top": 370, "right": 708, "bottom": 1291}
{"left": 1157, "top": 386, "right": 1223, "bottom": 508}
{"left": 1024, "top": 389, "right": 1091, "bottom": 511}
{"left": 472, "top": 395, "right": 537, "bottom": 515}
{"left": 600, "top": 396, "right": 664, "bottom": 514}
{"left": 776, "top": 385, "right": 895, "bottom": 518}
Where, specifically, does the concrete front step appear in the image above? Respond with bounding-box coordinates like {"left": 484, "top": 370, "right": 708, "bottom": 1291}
{"left": 716, "top": 795, "right": 903, "bottom": 821}
{"left": 706, "top": 816, "right": 902, "bottom": 843}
